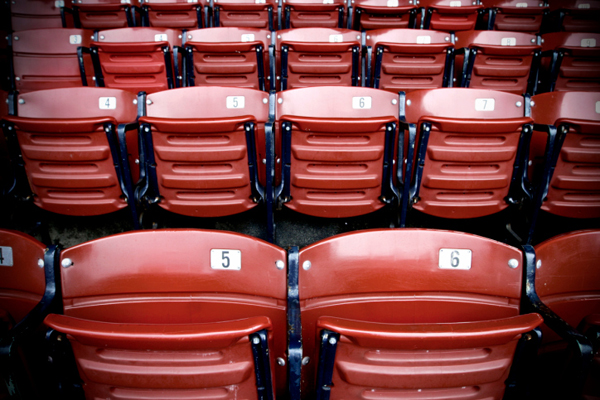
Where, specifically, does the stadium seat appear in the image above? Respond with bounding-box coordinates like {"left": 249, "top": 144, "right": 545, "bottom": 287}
{"left": 140, "top": 0, "right": 207, "bottom": 29}
{"left": 0, "top": 229, "right": 59, "bottom": 399}
{"left": 71, "top": 0, "right": 138, "bottom": 29}
{"left": 85, "top": 27, "right": 182, "bottom": 94}
{"left": 348, "top": 0, "right": 419, "bottom": 31}
{"left": 282, "top": 0, "right": 347, "bottom": 29}
{"left": 540, "top": 32, "right": 600, "bottom": 93}
{"left": 184, "top": 27, "right": 271, "bottom": 90}
{"left": 273, "top": 86, "right": 400, "bottom": 234}
{"left": 212, "top": 0, "right": 278, "bottom": 30}
{"left": 399, "top": 88, "right": 534, "bottom": 227}
{"left": 421, "top": 0, "right": 485, "bottom": 32}
{"left": 455, "top": 30, "right": 541, "bottom": 95}
{"left": 365, "top": 28, "right": 454, "bottom": 92}
{"left": 484, "top": 0, "right": 548, "bottom": 33}
{"left": 520, "top": 233, "right": 598, "bottom": 397}
{"left": 136, "top": 86, "right": 268, "bottom": 220}
{"left": 10, "top": 28, "right": 95, "bottom": 94}
{"left": 546, "top": 0, "right": 600, "bottom": 33}
{"left": 293, "top": 229, "right": 543, "bottom": 398}
{"left": 529, "top": 91, "right": 600, "bottom": 221}
{"left": 0, "top": 87, "right": 140, "bottom": 227}
{"left": 275, "top": 28, "right": 361, "bottom": 90}
{"left": 10, "top": 0, "right": 69, "bottom": 31}
{"left": 43, "top": 229, "right": 287, "bottom": 399}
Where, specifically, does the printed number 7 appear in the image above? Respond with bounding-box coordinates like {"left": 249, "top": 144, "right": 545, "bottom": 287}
{"left": 481, "top": 99, "right": 487, "bottom": 109}
{"left": 221, "top": 251, "right": 230, "bottom": 268}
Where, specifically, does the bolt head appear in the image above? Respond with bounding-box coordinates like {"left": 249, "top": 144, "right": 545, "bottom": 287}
{"left": 277, "top": 357, "right": 286, "bottom": 366}
{"left": 302, "top": 357, "right": 310, "bottom": 365}
{"left": 61, "top": 258, "right": 73, "bottom": 268}
{"left": 38, "top": 259, "right": 44, "bottom": 268}
{"left": 508, "top": 259, "right": 519, "bottom": 269}
{"left": 276, "top": 260, "right": 284, "bottom": 270}
{"left": 302, "top": 260, "right": 311, "bottom": 270}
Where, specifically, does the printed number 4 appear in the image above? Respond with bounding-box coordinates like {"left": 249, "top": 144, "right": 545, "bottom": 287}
{"left": 105, "top": 98, "right": 111, "bottom": 108}
{"left": 221, "top": 251, "right": 230, "bottom": 268}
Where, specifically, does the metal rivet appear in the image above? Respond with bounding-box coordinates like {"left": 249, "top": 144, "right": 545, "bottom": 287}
{"left": 135, "top": 159, "right": 140, "bottom": 164}
{"left": 267, "top": 34, "right": 271, "bottom": 39}
{"left": 406, "top": 100, "right": 411, "bottom": 106}
{"left": 178, "top": 34, "right": 182, "bottom": 39}
{"left": 252, "top": 337, "right": 260, "bottom": 345}
{"left": 277, "top": 357, "right": 286, "bottom": 366}
{"left": 357, "top": 35, "right": 360, "bottom": 40}
{"left": 302, "top": 260, "right": 311, "bottom": 270}
{"left": 276, "top": 260, "right": 284, "bottom": 270}
{"left": 14, "top": 36, "right": 19, "bottom": 41}
{"left": 367, "top": 35, "right": 370, "bottom": 39}
{"left": 62, "top": 258, "right": 73, "bottom": 268}
{"left": 15, "top": 77, "right": 20, "bottom": 81}
{"left": 146, "top": 99, "right": 152, "bottom": 105}
{"left": 277, "top": 35, "right": 281, "bottom": 39}
{"left": 133, "top": 99, "right": 137, "bottom": 104}
{"left": 18, "top": 98, "right": 24, "bottom": 104}
{"left": 530, "top": 100, "right": 535, "bottom": 106}
{"left": 392, "top": 99, "right": 397, "bottom": 105}
{"left": 445, "top": 36, "right": 449, "bottom": 41}
{"left": 536, "top": 260, "right": 542, "bottom": 269}
{"left": 100, "top": 35, "right": 105, "bottom": 40}
{"left": 246, "top": 125, "right": 250, "bottom": 131}
{"left": 286, "top": 125, "right": 290, "bottom": 131}
{"left": 302, "top": 357, "right": 310, "bottom": 365}
{"left": 188, "top": 35, "right": 192, "bottom": 40}
{"left": 38, "top": 259, "right": 44, "bottom": 268}
{"left": 278, "top": 98, "right": 283, "bottom": 104}
{"left": 262, "top": 158, "right": 266, "bottom": 164}
{"left": 508, "top": 259, "right": 519, "bottom": 269}
{"left": 516, "top": 101, "right": 522, "bottom": 107}
{"left": 329, "top": 337, "right": 337, "bottom": 345}
{"left": 263, "top": 98, "right": 268, "bottom": 104}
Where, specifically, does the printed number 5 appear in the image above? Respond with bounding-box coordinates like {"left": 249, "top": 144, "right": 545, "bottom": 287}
{"left": 450, "top": 250, "right": 460, "bottom": 268}
{"left": 232, "top": 98, "right": 238, "bottom": 108}
{"left": 221, "top": 251, "right": 230, "bottom": 268}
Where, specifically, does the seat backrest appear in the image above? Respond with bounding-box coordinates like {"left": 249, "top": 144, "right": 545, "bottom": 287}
{"left": 455, "top": 30, "right": 541, "bottom": 95}
{"left": 212, "top": 0, "right": 278, "bottom": 30}
{"left": 551, "top": 0, "right": 600, "bottom": 32}
{"left": 141, "top": 0, "right": 206, "bottom": 29}
{"left": 11, "top": 28, "right": 94, "bottom": 93}
{"left": 0, "top": 229, "right": 46, "bottom": 330}
{"left": 530, "top": 91, "right": 600, "bottom": 219}
{"left": 92, "top": 27, "right": 181, "bottom": 94}
{"left": 350, "top": 0, "right": 418, "bottom": 31}
{"left": 403, "top": 88, "right": 532, "bottom": 220}
{"left": 283, "top": 0, "right": 347, "bottom": 29}
{"left": 365, "top": 28, "right": 454, "bottom": 92}
{"left": 297, "top": 228, "right": 541, "bottom": 399}
{"left": 1, "top": 87, "right": 138, "bottom": 218}
{"left": 276, "top": 86, "right": 399, "bottom": 219}
{"left": 72, "top": 0, "right": 138, "bottom": 29}
{"left": 534, "top": 230, "right": 600, "bottom": 345}
{"left": 138, "top": 86, "right": 269, "bottom": 217}
{"left": 43, "top": 229, "right": 288, "bottom": 399}
{"left": 10, "top": 0, "right": 66, "bottom": 31}
{"left": 421, "top": 0, "right": 484, "bottom": 32}
{"left": 184, "top": 27, "right": 271, "bottom": 90}
{"left": 276, "top": 28, "right": 361, "bottom": 90}
{"left": 485, "top": 0, "right": 548, "bottom": 32}
{"left": 541, "top": 32, "right": 600, "bottom": 92}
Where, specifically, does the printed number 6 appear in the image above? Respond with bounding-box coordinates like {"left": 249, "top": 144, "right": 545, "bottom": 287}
{"left": 450, "top": 251, "right": 460, "bottom": 268}
{"left": 359, "top": 98, "right": 365, "bottom": 108}
{"left": 221, "top": 251, "right": 230, "bottom": 268}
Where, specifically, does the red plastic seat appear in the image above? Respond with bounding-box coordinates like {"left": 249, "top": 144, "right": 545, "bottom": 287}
{"left": 485, "top": 0, "right": 548, "bottom": 33}
{"left": 422, "top": 0, "right": 484, "bottom": 32}
{"left": 365, "top": 28, "right": 454, "bottom": 92}
{"left": 43, "top": 229, "right": 287, "bottom": 399}
{"left": 349, "top": 0, "right": 418, "bottom": 31}
{"left": 72, "top": 0, "right": 138, "bottom": 29}
{"left": 530, "top": 91, "right": 600, "bottom": 219}
{"left": 11, "top": 28, "right": 94, "bottom": 94}
{"left": 184, "top": 27, "right": 271, "bottom": 90}
{"left": 401, "top": 88, "right": 534, "bottom": 223}
{"left": 455, "top": 30, "right": 541, "bottom": 95}
{"left": 533, "top": 230, "right": 600, "bottom": 397}
{"left": 541, "top": 32, "right": 600, "bottom": 92}
{"left": 88, "top": 27, "right": 182, "bottom": 94}
{"left": 297, "top": 229, "right": 543, "bottom": 398}
{"left": 140, "top": 0, "right": 207, "bottom": 29}
{"left": 275, "top": 86, "right": 399, "bottom": 221}
{"left": 1, "top": 87, "right": 140, "bottom": 226}
{"left": 212, "top": 0, "right": 278, "bottom": 30}
{"left": 137, "top": 86, "right": 268, "bottom": 218}
{"left": 283, "top": 0, "right": 347, "bottom": 29}
{"left": 10, "top": 0, "right": 68, "bottom": 31}
{"left": 275, "top": 28, "right": 361, "bottom": 90}
{"left": 548, "top": 0, "right": 600, "bottom": 33}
